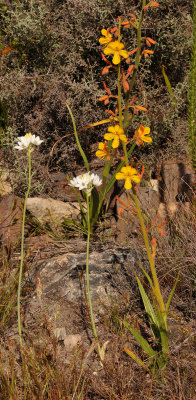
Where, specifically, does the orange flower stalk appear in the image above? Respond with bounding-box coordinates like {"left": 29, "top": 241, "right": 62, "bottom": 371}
{"left": 133, "top": 125, "right": 152, "bottom": 146}
{"left": 103, "top": 41, "right": 128, "bottom": 65}
{"left": 116, "top": 166, "right": 141, "bottom": 190}
{"left": 104, "top": 125, "right": 127, "bottom": 148}
{"left": 144, "top": 1, "right": 159, "bottom": 11}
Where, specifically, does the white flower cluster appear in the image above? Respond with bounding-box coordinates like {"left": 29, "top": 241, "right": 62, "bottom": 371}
{"left": 69, "top": 172, "right": 102, "bottom": 195}
{"left": 14, "top": 133, "right": 43, "bottom": 151}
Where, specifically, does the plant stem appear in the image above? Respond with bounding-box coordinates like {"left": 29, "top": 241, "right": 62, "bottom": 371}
{"left": 86, "top": 195, "right": 103, "bottom": 361}
{"left": 124, "top": 0, "right": 146, "bottom": 130}
{"left": 132, "top": 190, "right": 166, "bottom": 320}
{"left": 17, "top": 149, "right": 31, "bottom": 347}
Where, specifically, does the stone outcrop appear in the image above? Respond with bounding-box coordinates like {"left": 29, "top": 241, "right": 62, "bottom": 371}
{"left": 23, "top": 242, "right": 138, "bottom": 344}
{"left": 26, "top": 197, "right": 83, "bottom": 226}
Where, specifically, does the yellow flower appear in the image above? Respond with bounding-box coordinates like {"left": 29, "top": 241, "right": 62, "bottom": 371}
{"left": 116, "top": 166, "right": 141, "bottom": 190}
{"left": 104, "top": 125, "right": 127, "bottom": 148}
{"left": 99, "top": 29, "right": 113, "bottom": 45}
{"left": 103, "top": 41, "right": 128, "bottom": 65}
{"left": 133, "top": 125, "right": 152, "bottom": 146}
{"left": 96, "top": 141, "right": 110, "bottom": 160}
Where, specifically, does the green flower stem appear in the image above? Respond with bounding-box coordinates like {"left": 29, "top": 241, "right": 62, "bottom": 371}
{"left": 124, "top": 0, "right": 146, "bottom": 129}
{"left": 86, "top": 195, "right": 103, "bottom": 361}
{"left": 65, "top": 101, "right": 89, "bottom": 172}
{"left": 118, "top": 64, "right": 123, "bottom": 129}
{"left": 17, "top": 149, "right": 32, "bottom": 347}
{"left": 132, "top": 190, "right": 167, "bottom": 327}
{"left": 118, "top": 64, "right": 129, "bottom": 166}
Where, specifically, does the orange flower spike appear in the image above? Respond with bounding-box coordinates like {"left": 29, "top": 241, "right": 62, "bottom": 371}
{"left": 116, "top": 195, "right": 130, "bottom": 216}
{"left": 99, "top": 29, "right": 113, "bottom": 45}
{"left": 0, "top": 46, "right": 13, "bottom": 56}
{"left": 144, "top": 1, "right": 159, "bottom": 11}
{"left": 128, "top": 47, "right": 139, "bottom": 56}
{"left": 129, "top": 95, "right": 137, "bottom": 106}
{"left": 151, "top": 238, "right": 157, "bottom": 261}
{"left": 122, "top": 70, "right": 129, "bottom": 92}
{"left": 134, "top": 105, "right": 147, "bottom": 112}
{"left": 101, "top": 52, "right": 111, "bottom": 65}
{"left": 116, "top": 194, "right": 131, "bottom": 208}
{"left": 126, "top": 64, "right": 135, "bottom": 79}
{"left": 103, "top": 81, "right": 111, "bottom": 95}
{"left": 145, "top": 37, "right": 156, "bottom": 47}
{"left": 102, "top": 66, "right": 110, "bottom": 75}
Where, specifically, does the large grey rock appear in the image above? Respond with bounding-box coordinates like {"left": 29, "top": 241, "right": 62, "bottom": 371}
{"left": 23, "top": 242, "right": 139, "bottom": 339}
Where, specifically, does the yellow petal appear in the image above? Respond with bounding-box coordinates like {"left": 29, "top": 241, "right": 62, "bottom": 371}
{"left": 116, "top": 172, "right": 125, "bottom": 180}
{"left": 99, "top": 37, "right": 109, "bottom": 44}
{"left": 103, "top": 46, "right": 113, "bottom": 55}
{"left": 121, "top": 166, "right": 129, "bottom": 174}
{"left": 119, "top": 49, "right": 129, "bottom": 59}
{"left": 112, "top": 137, "right": 120, "bottom": 148}
{"left": 101, "top": 29, "right": 107, "bottom": 36}
{"left": 119, "top": 134, "right": 127, "bottom": 142}
{"left": 143, "top": 136, "right": 152, "bottom": 143}
{"left": 144, "top": 126, "right": 150, "bottom": 135}
{"left": 98, "top": 142, "right": 105, "bottom": 150}
{"left": 104, "top": 133, "right": 114, "bottom": 141}
{"left": 124, "top": 178, "right": 132, "bottom": 190}
{"left": 112, "top": 52, "right": 121, "bottom": 65}
{"left": 131, "top": 175, "right": 141, "bottom": 183}
{"left": 127, "top": 166, "right": 137, "bottom": 175}
{"left": 96, "top": 150, "right": 106, "bottom": 159}
{"left": 108, "top": 126, "right": 116, "bottom": 133}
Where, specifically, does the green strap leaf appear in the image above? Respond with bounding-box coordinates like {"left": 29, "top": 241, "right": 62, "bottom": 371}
{"left": 166, "top": 271, "right": 181, "bottom": 313}
{"left": 123, "top": 320, "right": 156, "bottom": 357}
{"left": 65, "top": 102, "right": 89, "bottom": 172}
{"left": 161, "top": 65, "right": 177, "bottom": 110}
{"left": 135, "top": 274, "right": 159, "bottom": 331}
{"left": 123, "top": 347, "right": 151, "bottom": 372}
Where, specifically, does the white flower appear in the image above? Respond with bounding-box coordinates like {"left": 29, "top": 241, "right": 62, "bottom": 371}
{"left": 89, "top": 173, "right": 102, "bottom": 187}
{"left": 69, "top": 172, "right": 102, "bottom": 195}
{"left": 14, "top": 133, "right": 44, "bottom": 151}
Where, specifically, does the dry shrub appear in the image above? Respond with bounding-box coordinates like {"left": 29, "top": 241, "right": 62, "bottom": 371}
{"left": 0, "top": 0, "right": 193, "bottom": 196}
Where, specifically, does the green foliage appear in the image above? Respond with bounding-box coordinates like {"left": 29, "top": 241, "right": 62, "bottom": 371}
{"left": 188, "top": 0, "right": 196, "bottom": 172}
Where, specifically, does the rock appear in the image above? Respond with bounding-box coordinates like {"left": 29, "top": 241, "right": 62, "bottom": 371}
{"left": 54, "top": 328, "right": 82, "bottom": 350}
{"left": 23, "top": 243, "right": 138, "bottom": 340}
{"left": 26, "top": 197, "right": 84, "bottom": 226}
{"left": 0, "top": 168, "right": 12, "bottom": 197}
{"left": 0, "top": 194, "right": 24, "bottom": 247}
{"left": 152, "top": 159, "right": 195, "bottom": 203}
{"left": 115, "top": 186, "right": 160, "bottom": 243}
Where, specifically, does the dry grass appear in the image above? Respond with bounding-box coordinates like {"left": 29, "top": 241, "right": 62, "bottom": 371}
{"left": 0, "top": 202, "right": 195, "bottom": 399}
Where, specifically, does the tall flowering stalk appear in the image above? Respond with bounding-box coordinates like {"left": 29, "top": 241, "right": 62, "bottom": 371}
{"left": 54, "top": 0, "right": 179, "bottom": 371}
{"left": 69, "top": 173, "right": 104, "bottom": 361}
{"left": 95, "top": 1, "right": 179, "bottom": 373}
{"left": 15, "top": 133, "right": 43, "bottom": 347}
